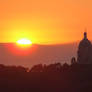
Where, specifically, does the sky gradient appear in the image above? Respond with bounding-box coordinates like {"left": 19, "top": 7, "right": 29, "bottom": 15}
{"left": 0, "top": 0, "right": 92, "bottom": 44}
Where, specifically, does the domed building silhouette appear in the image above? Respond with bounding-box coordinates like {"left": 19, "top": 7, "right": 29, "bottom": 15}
{"left": 77, "top": 32, "right": 92, "bottom": 64}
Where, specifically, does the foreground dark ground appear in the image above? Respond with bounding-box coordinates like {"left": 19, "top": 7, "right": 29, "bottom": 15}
{"left": 0, "top": 63, "right": 92, "bottom": 92}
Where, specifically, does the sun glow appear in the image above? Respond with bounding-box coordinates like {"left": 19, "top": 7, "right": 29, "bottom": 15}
{"left": 17, "top": 39, "right": 32, "bottom": 46}
{"left": 7, "top": 38, "right": 37, "bottom": 56}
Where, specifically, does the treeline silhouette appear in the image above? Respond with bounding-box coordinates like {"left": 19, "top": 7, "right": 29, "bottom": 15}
{"left": 0, "top": 62, "right": 92, "bottom": 92}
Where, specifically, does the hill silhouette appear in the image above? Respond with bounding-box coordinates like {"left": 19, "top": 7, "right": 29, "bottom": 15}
{"left": 0, "top": 63, "right": 91, "bottom": 92}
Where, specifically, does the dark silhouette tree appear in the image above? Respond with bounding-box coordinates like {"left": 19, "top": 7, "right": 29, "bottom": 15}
{"left": 30, "top": 64, "right": 43, "bottom": 72}
{"left": 71, "top": 57, "right": 76, "bottom": 65}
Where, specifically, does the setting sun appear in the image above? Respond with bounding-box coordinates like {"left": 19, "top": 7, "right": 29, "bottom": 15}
{"left": 17, "top": 39, "right": 32, "bottom": 46}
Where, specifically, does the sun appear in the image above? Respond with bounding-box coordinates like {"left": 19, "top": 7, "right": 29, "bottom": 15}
{"left": 17, "top": 38, "right": 32, "bottom": 46}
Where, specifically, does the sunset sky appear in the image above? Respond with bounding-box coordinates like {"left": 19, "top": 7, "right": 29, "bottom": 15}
{"left": 0, "top": 0, "right": 92, "bottom": 44}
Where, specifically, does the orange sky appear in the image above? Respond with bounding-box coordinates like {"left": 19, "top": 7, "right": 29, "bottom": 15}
{"left": 0, "top": 0, "right": 92, "bottom": 44}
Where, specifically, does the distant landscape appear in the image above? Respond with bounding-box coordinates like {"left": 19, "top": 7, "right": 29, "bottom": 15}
{"left": 0, "top": 42, "right": 78, "bottom": 68}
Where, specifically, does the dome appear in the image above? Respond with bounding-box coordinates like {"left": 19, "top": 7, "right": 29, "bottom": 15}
{"left": 79, "top": 32, "right": 91, "bottom": 49}
{"left": 79, "top": 38, "right": 91, "bottom": 48}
